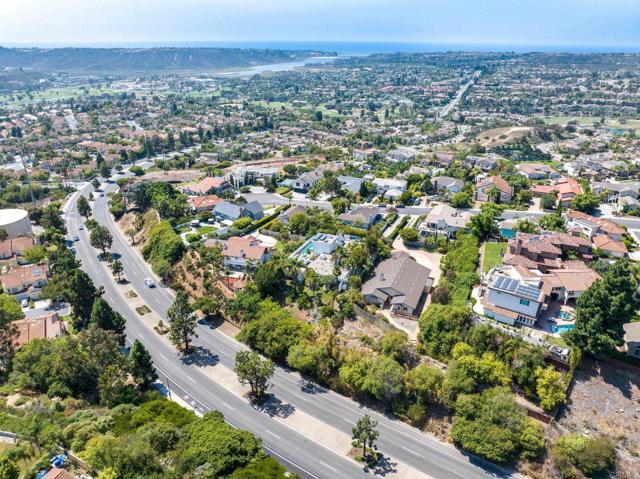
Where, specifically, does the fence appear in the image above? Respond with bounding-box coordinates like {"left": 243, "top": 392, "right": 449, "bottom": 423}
{"left": 353, "top": 304, "right": 399, "bottom": 332}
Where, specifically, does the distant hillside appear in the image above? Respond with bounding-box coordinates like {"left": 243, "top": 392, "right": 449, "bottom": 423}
{"left": 0, "top": 46, "right": 334, "bottom": 73}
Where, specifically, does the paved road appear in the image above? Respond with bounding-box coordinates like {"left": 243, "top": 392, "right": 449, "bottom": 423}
{"left": 66, "top": 182, "right": 511, "bottom": 479}
{"left": 438, "top": 71, "right": 481, "bottom": 119}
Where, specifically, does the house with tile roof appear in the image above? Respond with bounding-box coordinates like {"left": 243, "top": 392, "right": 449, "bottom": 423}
{"left": 183, "top": 177, "right": 231, "bottom": 196}
{"left": 475, "top": 176, "right": 513, "bottom": 202}
{"left": 187, "top": 194, "right": 222, "bottom": 213}
{"left": 0, "top": 264, "right": 50, "bottom": 301}
{"left": 220, "top": 236, "right": 271, "bottom": 270}
{"left": 13, "top": 312, "right": 66, "bottom": 347}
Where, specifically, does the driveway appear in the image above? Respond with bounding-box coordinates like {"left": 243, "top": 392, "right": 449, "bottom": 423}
{"left": 392, "top": 236, "right": 443, "bottom": 286}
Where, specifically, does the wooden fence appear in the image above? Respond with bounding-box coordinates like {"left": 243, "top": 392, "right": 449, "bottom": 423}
{"left": 353, "top": 304, "right": 399, "bottom": 332}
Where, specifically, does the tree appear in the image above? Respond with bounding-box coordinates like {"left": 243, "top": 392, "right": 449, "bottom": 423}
{"left": 182, "top": 411, "right": 261, "bottom": 475}
{"left": 168, "top": 291, "right": 196, "bottom": 352}
{"left": 451, "top": 387, "right": 545, "bottom": 463}
{"left": 90, "top": 298, "right": 126, "bottom": 343}
{"left": 351, "top": 415, "right": 379, "bottom": 458}
{"left": 77, "top": 195, "right": 91, "bottom": 218}
{"left": 535, "top": 367, "right": 567, "bottom": 411}
{"left": 566, "top": 260, "right": 637, "bottom": 356}
{"left": 451, "top": 190, "right": 473, "bottom": 209}
{"left": 0, "top": 457, "right": 19, "bottom": 479}
{"left": 469, "top": 207, "right": 499, "bottom": 241}
{"left": 515, "top": 218, "right": 537, "bottom": 234}
{"left": 340, "top": 355, "right": 404, "bottom": 403}
{"left": 0, "top": 230, "right": 7, "bottom": 242}
{"left": 406, "top": 364, "right": 444, "bottom": 405}
{"left": 400, "top": 228, "right": 419, "bottom": 243}
{"left": 552, "top": 434, "right": 616, "bottom": 478}
{"left": 572, "top": 192, "right": 599, "bottom": 214}
{"left": 111, "top": 259, "right": 124, "bottom": 282}
{"left": 23, "top": 244, "right": 46, "bottom": 264}
{"left": 234, "top": 350, "right": 274, "bottom": 400}
{"left": 540, "top": 192, "right": 557, "bottom": 210}
{"left": 418, "top": 305, "right": 470, "bottom": 360}
{"left": 90, "top": 224, "right": 113, "bottom": 257}
{"left": 129, "top": 339, "right": 158, "bottom": 388}
{"left": 539, "top": 212, "right": 565, "bottom": 232}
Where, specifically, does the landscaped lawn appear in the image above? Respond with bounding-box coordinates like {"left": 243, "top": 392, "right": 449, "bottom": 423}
{"left": 482, "top": 242, "right": 507, "bottom": 272}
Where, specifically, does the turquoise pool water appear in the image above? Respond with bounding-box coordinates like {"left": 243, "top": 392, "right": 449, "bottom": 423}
{"left": 552, "top": 324, "right": 575, "bottom": 333}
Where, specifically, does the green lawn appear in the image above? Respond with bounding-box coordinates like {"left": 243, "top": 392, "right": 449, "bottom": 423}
{"left": 482, "top": 242, "right": 507, "bottom": 272}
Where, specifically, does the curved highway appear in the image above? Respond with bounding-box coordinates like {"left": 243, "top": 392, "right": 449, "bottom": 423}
{"left": 65, "top": 180, "right": 515, "bottom": 479}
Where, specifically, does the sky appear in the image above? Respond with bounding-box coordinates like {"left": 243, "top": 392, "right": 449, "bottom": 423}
{"left": 1, "top": 0, "right": 639, "bottom": 50}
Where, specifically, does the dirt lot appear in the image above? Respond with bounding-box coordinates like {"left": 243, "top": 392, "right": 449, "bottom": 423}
{"left": 553, "top": 358, "right": 640, "bottom": 478}
{"left": 475, "top": 126, "right": 535, "bottom": 147}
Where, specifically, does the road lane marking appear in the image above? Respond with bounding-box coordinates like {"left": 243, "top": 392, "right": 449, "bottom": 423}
{"left": 186, "top": 375, "right": 197, "bottom": 384}
{"left": 402, "top": 446, "right": 420, "bottom": 456}
{"left": 265, "top": 429, "right": 281, "bottom": 440}
{"left": 222, "top": 401, "right": 235, "bottom": 411}
{"left": 318, "top": 461, "right": 337, "bottom": 472}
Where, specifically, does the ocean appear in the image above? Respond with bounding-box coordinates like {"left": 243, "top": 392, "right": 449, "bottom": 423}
{"left": 5, "top": 41, "right": 640, "bottom": 54}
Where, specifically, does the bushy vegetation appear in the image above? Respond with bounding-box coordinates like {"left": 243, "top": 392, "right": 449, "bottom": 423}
{"left": 142, "top": 221, "right": 185, "bottom": 279}
{"left": 451, "top": 387, "right": 545, "bottom": 463}
{"left": 432, "top": 234, "right": 479, "bottom": 306}
{"left": 551, "top": 434, "right": 616, "bottom": 478}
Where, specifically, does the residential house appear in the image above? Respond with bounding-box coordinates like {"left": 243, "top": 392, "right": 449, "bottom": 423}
{"left": 278, "top": 205, "right": 308, "bottom": 224}
{"left": 483, "top": 274, "right": 545, "bottom": 326}
{"left": 183, "top": 177, "right": 231, "bottom": 196}
{"left": 220, "top": 236, "right": 271, "bottom": 270}
{"left": 226, "top": 166, "right": 279, "bottom": 188}
{"left": 618, "top": 196, "right": 640, "bottom": 214}
{"left": 41, "top": 468, "right": 75, "bottom": 479}
{"left": 592, "top": 181, "right": 640, "bottom": 203}
{"left": 187, "top": 195, "right": 222, "bottom": 213}
{"left": 362, "top": 251, "right": 432, "bottom": 316}
{"left": 566, "top": 210, "right": 625, "bottom": 241}
{"left": 352, "top": 148, "right": 379, "bottom": 161}
{"left": 289, "top": 233, "right": 357, "bottom": 289}
{"left": 213, "top": 201, "right": 263, "bottom": 222}
{"left": 475, "top": 176, "right": 513, "bottom": 203}
{"left": 14, "top": 312, "right": 66, "bottom": 347}
{"left": 0, "top": 264, "right": 50, "bottom": 301}
{"left": 292, "top": 170, "right": 323, "bottom": 193}
{"left": 372, "top": 178, "right": 407, "bottom": 194}
{"left": 517, "top": 163, "right": 560, "bottom": 180}
{"left": 0, "top": 236, "right": 35, "bottom": 261}
{"left": 482, "top": 264, "right": 600, "bottom": 326}
{"left": 532, "top": 178, "right": 582, "bottom": 207}
{"left": 418, "top": 204, "right": 472, "bottom": 238}
{"left": 338, "top": 206, "right": 381, "bottom": 230}
{"left": 338, "top": 176, "right": 364, "bottom": 194}
{"left": 623, "top": 322, "right": 640, "bottom": 358}
{"left": 592, "top": 235, "right": 628, "bottom": 257}
{"left": 430, "top": 152, "right": 455, "bottom": 168}
{"left": 539, "top": 267, "right": 600, "bottom": 305}
{"left": 385, "top": 147, "right": 419, "bottom": 163}
{"left": 431, "top": 176, "right": 464, "bottom": 195}
{"left": 503, "top": 232, "right": 592, "bottom": 272}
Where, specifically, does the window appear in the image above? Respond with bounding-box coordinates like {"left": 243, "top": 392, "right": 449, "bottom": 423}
{"left": 519, "top": 298, "right": 530, "bottom": 306}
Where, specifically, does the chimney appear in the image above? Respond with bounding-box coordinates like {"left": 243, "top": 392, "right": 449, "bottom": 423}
{"left": 515, "top": 238, "right": 522, "bottom": 255}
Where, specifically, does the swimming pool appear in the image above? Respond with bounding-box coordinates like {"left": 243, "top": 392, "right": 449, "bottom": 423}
{"left": 552, "top": 324, "right": 576, "bottom": 333}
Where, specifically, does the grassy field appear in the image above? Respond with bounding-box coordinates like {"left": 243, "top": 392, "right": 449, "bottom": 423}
{"left": 482, "top": 242, "right": 507, "bottom": 272}
{"left": 0, "top": 85, "right": 127, "bottom": 106}
{"left": 537, "top": 115, "right": 640, "bottom": 131}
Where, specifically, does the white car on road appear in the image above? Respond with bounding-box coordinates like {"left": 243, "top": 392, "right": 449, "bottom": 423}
{"left": 144, "top": 278, "right": 155, "bottom": 288}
